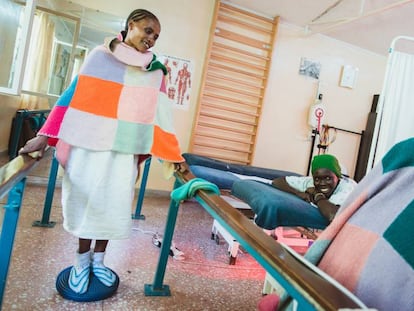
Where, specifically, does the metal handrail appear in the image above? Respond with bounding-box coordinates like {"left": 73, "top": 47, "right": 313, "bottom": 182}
{"left": 0, "top": 152, "right": 43, "bottom": 199}
{"left": 0, "top": 149, "right": 51, "bottom": 309}
{"left": 171, "top": 164, "right": 366, "bottom": 310}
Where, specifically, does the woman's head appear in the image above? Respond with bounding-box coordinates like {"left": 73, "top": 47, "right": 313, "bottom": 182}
{"left": 311, "top": 154, "right": 341, "bottom": 198}
{"left": 121, "top": 9, "right": 161, "bottom": 52}
{"left": 311, "top": 154, "right": 341, "bottom": 178}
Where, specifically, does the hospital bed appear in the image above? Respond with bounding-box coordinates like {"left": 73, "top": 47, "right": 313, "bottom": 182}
{"left": 182, "top": 153, "right": 323, "bottom": 264}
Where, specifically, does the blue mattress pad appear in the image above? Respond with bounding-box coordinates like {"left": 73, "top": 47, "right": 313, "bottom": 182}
{"left": 182, "top": 153, "right": 300, "bottom": 189}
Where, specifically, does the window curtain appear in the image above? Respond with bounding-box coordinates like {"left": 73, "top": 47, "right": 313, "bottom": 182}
{"left": 19, "top": 12, "right": 55, "bottom": 110}
{"left": 369, "top": 47, "right": 414, "bottom": 167}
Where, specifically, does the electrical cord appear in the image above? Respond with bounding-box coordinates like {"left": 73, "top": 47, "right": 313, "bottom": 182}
{"left": 131, "top": 226, "right": 263, "bottom": 269}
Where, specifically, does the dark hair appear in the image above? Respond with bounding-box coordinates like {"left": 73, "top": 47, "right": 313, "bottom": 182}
{"left": 120, "top": 9, "right": 160, "bottom": 41}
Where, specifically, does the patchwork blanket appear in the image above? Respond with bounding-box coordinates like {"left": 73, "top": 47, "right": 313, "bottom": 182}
{"left": 39, "top": 38, "right": 183, "bottom": 163}
{"left": 304, "top": 137, "right": 414, "bottom": 310}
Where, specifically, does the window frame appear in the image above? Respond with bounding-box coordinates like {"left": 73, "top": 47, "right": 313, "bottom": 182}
{"left": 0, "top": 0, "right": 37, "bottom": 96}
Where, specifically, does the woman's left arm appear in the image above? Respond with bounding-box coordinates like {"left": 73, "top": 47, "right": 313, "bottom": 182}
{"left": 313, "top": 193, "right": 339, "bottom": 222}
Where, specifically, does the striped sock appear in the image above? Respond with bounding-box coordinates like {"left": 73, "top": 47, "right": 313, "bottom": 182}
{"left": 69, "top": 250, "right": 91, "bottom": 294}
{"left": 92, "top": 252, "right": 116, "bottom": 287}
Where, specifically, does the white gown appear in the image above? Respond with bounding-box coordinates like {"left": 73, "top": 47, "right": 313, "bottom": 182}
{"left": 61, "top": 146, "right": 138, "bottom": 240}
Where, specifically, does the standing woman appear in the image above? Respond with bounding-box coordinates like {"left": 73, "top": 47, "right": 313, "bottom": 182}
{"left": 19, "top": 9, "right": 183, "bottom": 294}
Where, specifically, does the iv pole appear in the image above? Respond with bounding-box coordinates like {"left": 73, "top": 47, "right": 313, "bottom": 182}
{"left": 306, "top": 81, "right": 322, "bottom": 175}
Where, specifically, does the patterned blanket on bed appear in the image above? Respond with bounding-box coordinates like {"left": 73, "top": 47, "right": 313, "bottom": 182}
{"left": 305, "top": 137, "right": 414, "bottom": 310}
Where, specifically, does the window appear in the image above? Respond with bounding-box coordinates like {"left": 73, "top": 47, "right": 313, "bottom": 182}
{"left": 0, "top": 0, "right": 36, "bottom": 95}
{"left": 0, "top": 0, "right": 122, "bottom": 100}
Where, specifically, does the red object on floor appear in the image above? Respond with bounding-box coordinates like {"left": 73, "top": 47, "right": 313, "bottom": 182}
{"left": 257, "top": 293, "right": 280, "bottom": 311}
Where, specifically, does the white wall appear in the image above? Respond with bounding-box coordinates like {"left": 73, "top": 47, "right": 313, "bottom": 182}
{"left": 39, "top": 1, "right": 390, "bottom": 187}
{"left": 253, "top": 23, "right": 386, "bottom": 177}
{"left": 1, "top": 1, "right": 388, "bottom": 190}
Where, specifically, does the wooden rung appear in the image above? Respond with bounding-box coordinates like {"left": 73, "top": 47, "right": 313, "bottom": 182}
{"left": 190, "top": 151, "right": 249, "bottom": 165}
{"left": 196, "top": 132, "right": 254, "bottom": 145}
{"left": 202, "top": 102, "right": 259, "bottom": 117}
{"left": 206, "top": 72, "right": 264, "bottom": 90}
{"left": 202, "top": 92, "right": 261, "bottom": 109}
{"left": 205, "top": 81, "right": 263, "bottom": 99}
{"left": 200, "top": 111, "right": 257, "bottom": 126}
{"left": 215, "top": 27, "right": 272, "bottom": 51}
{"left": 197, "top": 120, "right": 256, "bottom": 135}
{"left": 220, "top": 2, "right": 275, "bottom": 24}
{"left": 211, "top": 51, "right": 268, "bottom": 71}
{"left": 212, "top": 42, "right": 270, "bottom": 61}
{"left": 193, "top": 141, "right": 252, "bottom": 154}
{"left": 200, "top": 111, "right": 256, "bottom": 126}
{"left": 217, "top": 13, "right": 273, "bottom": 34}
{"left": 207, "top": 62, "right": 267, "bottom": 81}
{"left": 208, "top": 62, "right": 266, "bottom": 80}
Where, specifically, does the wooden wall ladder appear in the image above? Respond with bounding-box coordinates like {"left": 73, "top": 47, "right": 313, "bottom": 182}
{"left": 189, "top": 1, "right": 279, "bottom": 164}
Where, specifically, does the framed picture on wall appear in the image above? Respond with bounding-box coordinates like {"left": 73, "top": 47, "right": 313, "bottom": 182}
{"left": 299, "top": 57, "right": 321, "bottom": 80}
{"left": 340, "top": 65, "right": 359, "bottom": 88}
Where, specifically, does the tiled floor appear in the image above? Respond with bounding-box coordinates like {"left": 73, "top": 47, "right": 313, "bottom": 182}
{"left": 1, "top": 153, "right": 268, "bottom": 310}
{"left": 1, "top": 152, "right": 313, "bottom": 310}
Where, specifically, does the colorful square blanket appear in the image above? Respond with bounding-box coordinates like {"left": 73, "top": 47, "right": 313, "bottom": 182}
{"left": 39, "top": 39, "right": 183, "bottom": 163}
{"left": 305, "top": 137, "right": 414, "bottom": 310}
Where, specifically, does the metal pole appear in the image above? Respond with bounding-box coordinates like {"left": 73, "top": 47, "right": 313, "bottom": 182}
{"left": 132, "top": 157, "right": 152, "bottom": 220}
{"left": 307, "top": 129, "right": 318, "bottom": 175}
{"left": 144, "top": 179, "right": 181, "bottom": 296}
{"left": 0, "top": 179, "right": 26, "bottom": 309}
{"left": 32, "top": 154, "right": 58, "bottom": 227}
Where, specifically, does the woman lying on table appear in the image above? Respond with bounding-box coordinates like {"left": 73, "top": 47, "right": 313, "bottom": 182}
{"left": 271, "top": 154, "right": 356, "bottom": 222}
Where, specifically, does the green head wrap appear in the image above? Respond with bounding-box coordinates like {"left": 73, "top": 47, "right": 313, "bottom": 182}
{"left": 311, "top": 154, "right": 341, "bottom": 178}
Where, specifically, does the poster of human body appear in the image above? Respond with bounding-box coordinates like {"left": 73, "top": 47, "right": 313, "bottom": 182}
{"left": 158, "top": 54, "right": 193, "bottom": 110}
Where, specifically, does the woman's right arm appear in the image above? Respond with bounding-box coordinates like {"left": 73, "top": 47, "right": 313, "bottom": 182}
{"left": 18, "top": 135, "right": 49, "bottom": 158}
{"left": 271, "top": 177, "right": 312, "bottom": 202}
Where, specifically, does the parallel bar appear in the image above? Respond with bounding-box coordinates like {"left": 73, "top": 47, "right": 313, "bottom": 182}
{"left": 0, "top": 153, "right": 42, "bottom": 199}
{"left": 0, "top": 150, "right": 50, "bottom": 309}
{"left": 8, "top": 109, "right": 50, "bottom": 160}
{"left": 144, "top": 179, "right": 181, "bottom": 296}
{"left": 0, "top": 180, "right": 27, "bottom": 309}
{"left": 146, "top": 164, "right": 366, "bottom": 310}
{"left": 32, "top": 153, "right": 59, "bottom": 227}
{"left": 132, "top": 157, "right": 152, "bottom": 220}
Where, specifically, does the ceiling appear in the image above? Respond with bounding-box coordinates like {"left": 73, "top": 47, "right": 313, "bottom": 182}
{"left": 35, "top": 0, "right": 414, "bottom": 56}
{"left": 226, "top": 0, "right": 414, "bottom": 56}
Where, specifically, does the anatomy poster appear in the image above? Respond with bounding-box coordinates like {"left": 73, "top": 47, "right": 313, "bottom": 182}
{"left": 158, "top": 54, "right": 193, "bottom": 110}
